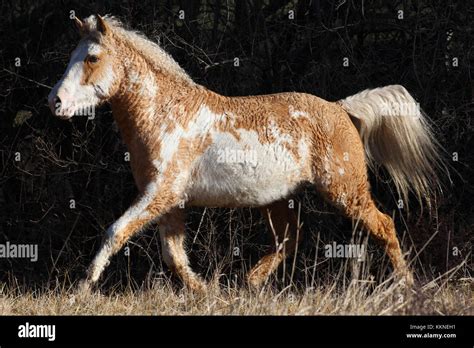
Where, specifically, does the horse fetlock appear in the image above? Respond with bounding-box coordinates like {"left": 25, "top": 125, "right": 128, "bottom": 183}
{"left": 76, "top": 278, "right": 93, "bottom": 296}
{"left": 395, "top": 267, "right": 415, "bottom": 288}
{"left": 185, "top": 275, "right": 208, "bottom": 294}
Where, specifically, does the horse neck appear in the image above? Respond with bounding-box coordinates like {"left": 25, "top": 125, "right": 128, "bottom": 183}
{"left": 110, "top": 57, "right": 212, "bottom": 149}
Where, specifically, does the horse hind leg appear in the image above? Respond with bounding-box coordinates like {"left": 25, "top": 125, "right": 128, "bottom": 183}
{"left": 313, "top": 125, "right": 413, "bottom": 285}
{"left": 347, "top": 195, "right": 412, "bottom": 284}
{"left": 322, "top": 182, "right": 413, "bottom": 285}
{"left": 247, "top": 199, "right": 302, "bottom": 288}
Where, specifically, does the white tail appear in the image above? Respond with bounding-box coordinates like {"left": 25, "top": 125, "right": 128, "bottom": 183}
{"left": 339, "top": 85, "right": 447, "bottom": 208}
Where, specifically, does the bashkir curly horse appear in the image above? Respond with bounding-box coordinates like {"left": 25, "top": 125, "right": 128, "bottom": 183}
{"left": 48, "top": 15, "right": 444, "bottom": 292}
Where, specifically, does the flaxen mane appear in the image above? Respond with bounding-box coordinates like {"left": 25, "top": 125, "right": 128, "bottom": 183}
{"left": 83, "top": 15, "right": 194, "bottom": 83}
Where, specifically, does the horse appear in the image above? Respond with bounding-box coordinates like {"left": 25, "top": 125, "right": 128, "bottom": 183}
{"left": 48, "top": 15, "right": 445, "bottom": 292}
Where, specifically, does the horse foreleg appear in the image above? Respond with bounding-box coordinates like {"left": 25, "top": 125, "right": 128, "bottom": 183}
{"left": 79, "top": 185, "right": 168, "bottom": 292}
{"left": 158, "top": 208, "right": 207, "bottom": 293}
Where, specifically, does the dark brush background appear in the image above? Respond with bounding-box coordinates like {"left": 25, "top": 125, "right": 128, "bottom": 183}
{"left": 0, "top": 0, "right": 472, "bottom": 290}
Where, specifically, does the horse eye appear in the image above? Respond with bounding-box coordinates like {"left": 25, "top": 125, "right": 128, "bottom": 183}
{"left": 87, "top": 55, "right": 99, "bottom": 63}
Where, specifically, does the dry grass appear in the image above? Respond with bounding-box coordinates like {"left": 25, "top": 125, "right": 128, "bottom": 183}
{"left": 0, "top": 270, "right": 471, "bottom": 315}
{"left": 1, "top": 207, "right": 471, "bottom": 316}
{"left": 1, "top": 213, "right": 472, "bottom": 316}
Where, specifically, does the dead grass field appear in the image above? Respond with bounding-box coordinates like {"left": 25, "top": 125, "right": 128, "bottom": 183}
{"left": 1, "top": 210, "right": 472, "bottom": 316}
{"left": 1, "top": 268, "right": 471, "bottom": 315}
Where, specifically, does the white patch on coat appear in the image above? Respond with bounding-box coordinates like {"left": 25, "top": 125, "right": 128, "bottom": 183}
{"left": 223, "top": 111, "right": 237, "bottom": 128}
{"left": 337, "top": 192, "right": 347, "bottom": 208}
{"left": 141, "top": 71, "right": 158, "bottom": 98}
{"left": 319, "top": 145, "right": 334, "bottom": 189}
{"left": 127, "top": 70, "right": 140, "bottom": 92}
{"left": 324, "top": 119, "right": 332, "bottom": 133}
{"left": 338, "top": 167, "right": 345, "bottom": 176}
{"left": 268, "top": 119, "right": 293, "bottom": 144}
{"left": 156, "top": 104, "right": 215, "bottom": 170}
{"left": 127, "top": 69, "right": 158, "bottom": 99}
{"left": 297, "top": 138, "right": 310, "bottom": 166}
{"left": 289, "top": 105, "right": 309, "bottom": 119}
{"left": 151, "top": 104, "right": 219, "bottom": 196}
{"left": 94, "top": 64, "right": 115, "bottom": 98}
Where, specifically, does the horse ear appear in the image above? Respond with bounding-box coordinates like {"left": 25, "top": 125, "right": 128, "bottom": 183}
{"left": 73, "top": 16, "right": 84, "bottom": 33}
{"left": 96, "top": 14, "right": 109, "bottom": 35}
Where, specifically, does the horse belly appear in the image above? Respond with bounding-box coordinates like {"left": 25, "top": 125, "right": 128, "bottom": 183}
{"left": 187, "top": 131, "right": 309, "bottom": 207}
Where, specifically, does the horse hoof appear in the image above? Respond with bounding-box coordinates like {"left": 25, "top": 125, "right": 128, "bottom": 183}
{"left": 396, "top": 269, "right": 415, "bottom": 288}
{"left": 190, "top": 282, "right": 208, "bottom": 295}
{"left": 76, "top": 279, "right": 93, "bottom": 296}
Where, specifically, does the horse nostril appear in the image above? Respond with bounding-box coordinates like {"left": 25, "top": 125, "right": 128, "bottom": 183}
{"left": 54, "top": 96, "right": 62, "bottom": 107}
